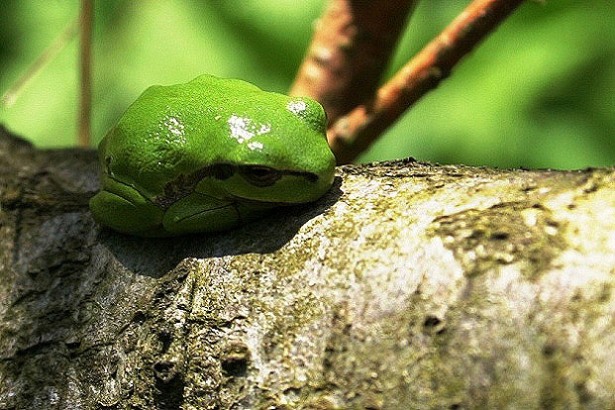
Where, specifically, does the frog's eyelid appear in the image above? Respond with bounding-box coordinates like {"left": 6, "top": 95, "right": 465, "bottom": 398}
{"left": 238, "top": 166, "right": 282, "bottom": 187}
{"left": 208, "top": 164, "right": 234, "bottom": 180}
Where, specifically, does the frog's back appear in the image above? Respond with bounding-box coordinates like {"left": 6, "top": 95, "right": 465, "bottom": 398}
{"left": 98, "top": 75, "right": 264, "bottom": 199}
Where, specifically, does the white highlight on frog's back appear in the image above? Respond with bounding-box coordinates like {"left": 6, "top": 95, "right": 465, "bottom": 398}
{"left": 227, "top": 114, "right": 271, "bottom": 144}
{"left": 247, "top": 141, "right": 264, "bottom": 151}
{"left": 162, "top": 116, "right": 186, "bottom": 143}
{"left": 287, "top": 100, "right": 307, "bottom": 115}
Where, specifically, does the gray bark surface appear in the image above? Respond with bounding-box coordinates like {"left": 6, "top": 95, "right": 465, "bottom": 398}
{"left": 1, "top": 126, "right": 614, "bottom": 409}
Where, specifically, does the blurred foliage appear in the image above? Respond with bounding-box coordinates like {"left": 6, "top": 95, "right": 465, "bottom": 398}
{"left": 0, "top": 0, "right": 613, "bottom": 169}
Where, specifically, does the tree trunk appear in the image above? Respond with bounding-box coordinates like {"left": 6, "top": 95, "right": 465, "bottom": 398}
{"left": 1, "top": 126, "right": 614, "bottom": 409}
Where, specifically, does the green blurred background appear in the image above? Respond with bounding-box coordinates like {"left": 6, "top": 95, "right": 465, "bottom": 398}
{"left": 1, "top": 0, "right": 613, "bottom": 169}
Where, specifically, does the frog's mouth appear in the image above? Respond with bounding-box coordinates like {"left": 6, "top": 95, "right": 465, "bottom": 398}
{"left": 225, "top": 194, "right": 301, "bottom": 208}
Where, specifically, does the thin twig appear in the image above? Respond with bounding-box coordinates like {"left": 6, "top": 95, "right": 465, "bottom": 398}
{"left": 1, "top": 20, "right": 78, "bottom": 108}
{"left": 78, "top": 0, "right": 94, "bottom": 147}
{"left": 328, "top": 0, "right": 526, "bottom": 164}
{"left": 290, "top": 0, "right": 417, "bottom": 125}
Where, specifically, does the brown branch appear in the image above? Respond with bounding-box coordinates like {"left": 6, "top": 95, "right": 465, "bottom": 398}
{"left": 290, "top": 0, "right": 417, "bottom": 125}
{"left": 78, "top": 0, "right": 93, "bottom": 147}
{"left": 328, "top": 0, "right": 526, "bottom": 164}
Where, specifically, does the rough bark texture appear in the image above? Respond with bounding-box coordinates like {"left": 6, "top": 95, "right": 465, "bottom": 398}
{"left": 1, "top": 126, "right": 614, "bottom": 409}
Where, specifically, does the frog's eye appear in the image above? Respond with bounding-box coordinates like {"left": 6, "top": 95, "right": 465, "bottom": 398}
{"left": 239, "top": 166, "right": 282, "bottom": 187}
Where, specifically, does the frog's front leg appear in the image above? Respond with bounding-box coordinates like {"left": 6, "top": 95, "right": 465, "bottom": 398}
{"left": 90, "top": 177, "right": 166, "bottom": 236}
{"left": 162, "top": 192, "right": 266, "bottom": 235}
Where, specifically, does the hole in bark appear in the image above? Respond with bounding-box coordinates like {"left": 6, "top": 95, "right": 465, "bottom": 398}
{"left": 153, "top": 361, "right": 175, "bottom": 382}
{"left": 158, "top": 330, "right": 172, "bottom": 353}
{"left": 543, "top": 344, "right": 556, "bottom": 357}
{"left": 490, "top": 231, "right": 509, "bottom": 240}
{"left": 132, "top": 310, "right": 146, "bottom": 323}
{"left": 423, "top": 315, "right": 446, "bottom": 335}
{"left": 153, "top": 360, "right": 185, "bottom": 409}
{"left": 221, "top": 341, "right": 251, "bottom": 378}
{"left": 423, "top": 315, "right": 441, "bottom": 328}
{"left": 221, "top": 355, "right": 249, "bottom": 378}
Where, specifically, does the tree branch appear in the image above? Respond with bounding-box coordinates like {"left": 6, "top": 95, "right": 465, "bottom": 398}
{"left": 328, "top": 0, "right": 526, "bottom": 164}
{"left": 1, "top": 128, "right": 615, "bottom": 407}
{"left": 290, "top": 0, "right": 417, "bottom": 125}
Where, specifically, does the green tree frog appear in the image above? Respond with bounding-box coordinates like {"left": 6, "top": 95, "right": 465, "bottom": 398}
{"left": 90, "top": 75, "right": 336, "bottom": 237}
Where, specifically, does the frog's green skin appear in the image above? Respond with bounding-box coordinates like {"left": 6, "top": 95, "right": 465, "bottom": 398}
{"left": 89, "top": 75, "right": 336, "bottom": 237}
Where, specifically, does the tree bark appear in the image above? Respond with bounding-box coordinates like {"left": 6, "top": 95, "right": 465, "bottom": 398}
{"left": 1, "top": 126, "right": 614, "bottom": 409}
